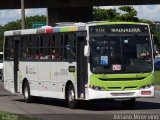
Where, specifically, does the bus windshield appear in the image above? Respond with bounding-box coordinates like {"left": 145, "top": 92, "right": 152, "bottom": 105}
{"left": 89, "top": 25, "right": 153, "bottom": 74}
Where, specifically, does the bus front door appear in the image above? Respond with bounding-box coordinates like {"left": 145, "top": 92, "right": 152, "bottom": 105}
{"left": 13, "top": 37, "right": 20, "bottom": 93}
{"left": 77, "top": 36, "right": 87, "bottom": 99}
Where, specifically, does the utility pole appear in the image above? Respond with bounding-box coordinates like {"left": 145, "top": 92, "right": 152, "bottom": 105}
{"left": 46, "top": 8, "right": 49, "bottom": 25}
{"left": 21, "top": 0, "right": 25, "bottom": 29}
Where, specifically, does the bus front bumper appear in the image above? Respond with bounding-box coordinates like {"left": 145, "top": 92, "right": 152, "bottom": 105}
{"left": 85, "top": 86, "right": 154, "bottom": 100}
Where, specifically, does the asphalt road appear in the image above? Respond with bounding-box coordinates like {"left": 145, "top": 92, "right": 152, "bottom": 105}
{"left": 0, "top": 81, "right": 160, "bottom": 120}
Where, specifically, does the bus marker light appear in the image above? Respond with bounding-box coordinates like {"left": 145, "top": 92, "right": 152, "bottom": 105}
{"left": 141, "top": 91, "right": 151, "bottom": 95}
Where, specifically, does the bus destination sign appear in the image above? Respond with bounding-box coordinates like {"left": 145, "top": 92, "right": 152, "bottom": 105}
{"left": 89, "top": 24, "right": 149, "bottom": 34}
{"left": 111, "top": 28, "right": 141, "bottom": 33}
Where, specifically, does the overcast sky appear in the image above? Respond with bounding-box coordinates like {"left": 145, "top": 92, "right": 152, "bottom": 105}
{"left": 0, "top": 5, "right": 160, "bottom": 25}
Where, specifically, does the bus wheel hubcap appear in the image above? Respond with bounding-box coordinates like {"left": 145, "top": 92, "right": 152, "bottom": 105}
{"left": 69, "top": 90, "right": 74, "bottom": 103}
{"left": 24, "top": 87, "right": 29, "bottom": 99}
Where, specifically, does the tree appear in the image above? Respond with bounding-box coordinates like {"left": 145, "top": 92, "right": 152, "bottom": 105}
{"left": 24, "top": 15, "right": 46, "bottom": 29}
{"left": 116, "top": 6, "right": 138, "bottom": 22}
{"left": 3, "top": 21, "right": 21, "bottom": 31}
{"left": 0, "top": 15, "right": 46, "bottom": 51}
{"left": 93, "top": 8, "right": 118, "bottom": 21}
{"left": 3, "top": 15, "right": 46, "bottom": 30}
{"left": 93, "top": 6, "right": 138, "bottom": 22}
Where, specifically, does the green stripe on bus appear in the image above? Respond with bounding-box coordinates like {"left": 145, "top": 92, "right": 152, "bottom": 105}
{"left": 90, "top": 73, "right": 153, "bottom": 91}
{"left": 96, "top": 22, "right": 147, "bottom": 26}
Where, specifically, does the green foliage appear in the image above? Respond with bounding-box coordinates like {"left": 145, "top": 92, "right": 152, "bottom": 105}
{"left": 116, "top": 6, "right": 138, "bottom": 22}
{"left": 0, "top": 15, "right": 46, "bottom": 51}
{"left": 93, "top": 6, "right": 138, "bottom": 22}
{"left": 93, "top": 8, "right": 118, "bottom": 21}
{"left": 3, "top": 15, "right": 46, "bottom": 31}
{"left": 139, "top": 19, "right": 153, "bottom": 25}
{"left": 3, "top": 21, "right": 21, "bottom": 31}
{"left": 24, "top": 15, "right": 46, "bottom": 29}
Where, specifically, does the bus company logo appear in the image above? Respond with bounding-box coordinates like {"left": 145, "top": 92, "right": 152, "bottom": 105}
{"left": 26, "top": 66, "right": 36, "bottom": 74}
{"left": 111, "top": 28, "right": 141, "bottom": 33}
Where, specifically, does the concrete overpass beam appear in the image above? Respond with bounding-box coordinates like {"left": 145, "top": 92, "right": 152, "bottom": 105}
{"left": 48, "top": 7, "right": 93, "bottom": 26}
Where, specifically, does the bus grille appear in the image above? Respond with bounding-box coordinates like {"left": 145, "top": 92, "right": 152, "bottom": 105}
{"left": 99, "top": 77, "right": 145, "bottom": 81}
{"left": 107, "top": 86, "right": 138, "bottom": 90}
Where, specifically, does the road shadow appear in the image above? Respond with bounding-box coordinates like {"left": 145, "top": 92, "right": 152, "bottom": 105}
{"left": 79, "top": 100, "right": 160, "bottom": 111}
{"left": 15, "top": 97, "right": 67, "bottom": 108}
{"left": 0, "top": 94, "right": 17, "bottom": 97}
{"left": 14, "top": 97, "right": 160, "bottom": 111}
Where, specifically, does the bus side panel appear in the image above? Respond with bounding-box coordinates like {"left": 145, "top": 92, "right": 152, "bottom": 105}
{"left": 37, "top": 62, "right": 57, "bottom": 98}
{"left": 36, "top": 62, "right": 77, "bottom": 99}
{"left": 55, "top": 62, "right": 77, "bottom": 99}
{"left": 19, "top": 61, "right": 77, "bottom": 99}
{"left": 35, "top": 62, "right": 76, "bottom": 99}
{"left": 19, "top": 62, "right": 38, "bottom": 96}
{"left": 4, "top": 61, "right": 14, "bottom": 93}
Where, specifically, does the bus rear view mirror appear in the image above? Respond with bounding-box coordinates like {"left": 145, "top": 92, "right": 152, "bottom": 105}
{"left": 84, "top": 46, "right": 89, "bottom": 56}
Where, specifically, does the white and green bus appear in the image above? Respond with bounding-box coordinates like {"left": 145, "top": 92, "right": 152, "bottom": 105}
{"left": 4, "top": 22, "right": 154, "bottom": 109}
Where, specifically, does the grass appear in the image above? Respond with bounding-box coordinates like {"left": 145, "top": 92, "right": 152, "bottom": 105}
{"left": 0, "top": 112, "right": 41, "bottom": 120}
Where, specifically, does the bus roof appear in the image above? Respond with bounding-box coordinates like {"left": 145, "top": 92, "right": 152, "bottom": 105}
{"left": 4, "top": 21, "right": 149, "bottom": 36}
{"left": 4, "top": 24, "right": 86, "bottom": 36}
{"left": 87, "top": 21, "right": 149, "bottom": 26}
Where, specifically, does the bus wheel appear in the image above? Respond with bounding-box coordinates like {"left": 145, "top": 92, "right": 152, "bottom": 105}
{"left": 121, "top": 98, "right": 135, "bottom": 109}
{"left": 23, "top": 81, "right": 32, "bottom": 103}
{"left": 67, "top": 84, "right": 77, "bottom": 109}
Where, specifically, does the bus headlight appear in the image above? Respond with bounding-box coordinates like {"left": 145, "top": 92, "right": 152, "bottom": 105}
{"left": 141, "top": 84, "right": 153, "bottom": 89}
{"left": 89, "top": 85, "right": 105, "bottom": 91}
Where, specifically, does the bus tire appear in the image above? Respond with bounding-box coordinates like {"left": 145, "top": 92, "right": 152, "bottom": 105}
{"left": 23, "top": 81, "right": 32, "bottom": 103}
{"left": 121, "top": 98, "right": 135, "bottom": 109}
{"left": 66, "top": 84, "right": 77, "bottom": 109}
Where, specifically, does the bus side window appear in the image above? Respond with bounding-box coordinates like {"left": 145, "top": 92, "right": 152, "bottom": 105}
{"left": 22, "top": 36, "right": 30, "bottom": 60}
{"left": 64, "top": 34, "right": 69, "bottom": 60}
{"left": 43, "top": 35, "right": 50, "bottom": 60}
{"left": 5, "top": 37, "right": 14, "bottom": 61}
{"left": 36, "top": 35, "right": 50, "bottom": 60}
{"left": 68, "top": 33, "right": 76, "bottom": 60}
{"left": 50, "top": 35, "right": 56, "bottom": 60}
{"left": 55, "top": 34, "right": 62, "bottom": 61}
{"left": 31, "top": 35, "right": 38, "bottom": 60}
{"left": 4, "top": 37, "right": 9, "bottom": 60}
{"left": 37, "top": 35, "right": 44, "bottom": 60}
{"left": 24, "top": 48, "right": 31, "bottom": 59}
